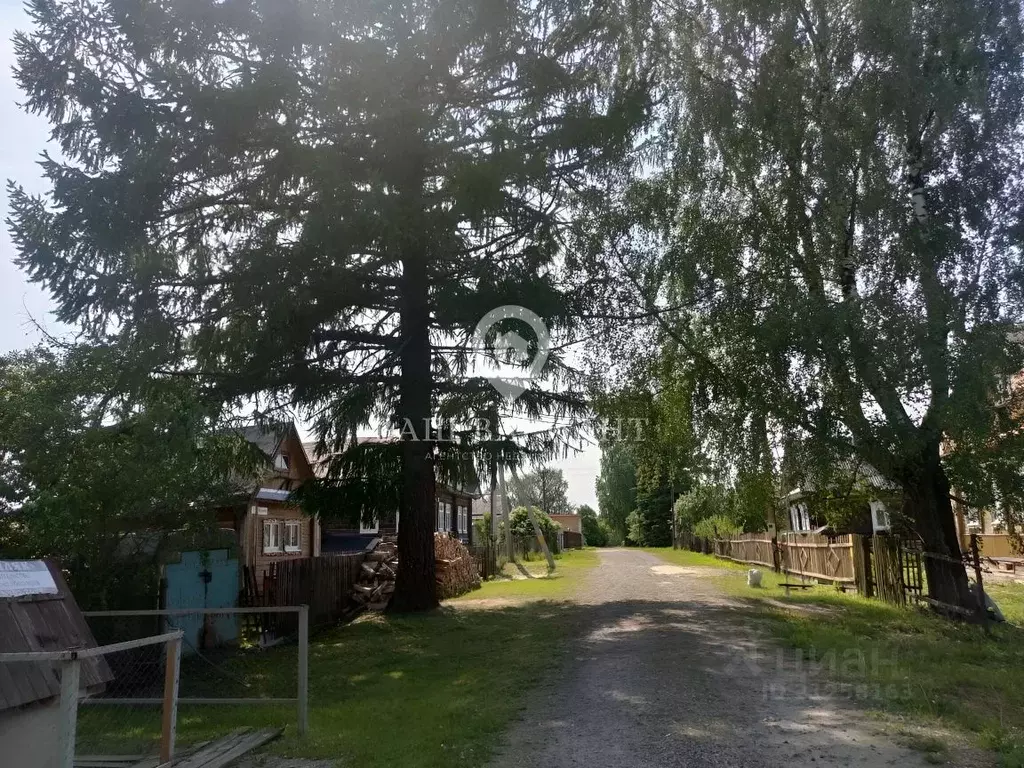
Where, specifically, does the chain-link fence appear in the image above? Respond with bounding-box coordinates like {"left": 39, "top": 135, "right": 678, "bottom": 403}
{"left": 0, "top": 630, "right": 182, "bottom": 768}
{"left": 81, "top": 606, "right": 309, "bottom": 751}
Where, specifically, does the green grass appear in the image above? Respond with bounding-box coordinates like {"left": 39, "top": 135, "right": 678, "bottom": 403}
{"left": 77, "top": 550, "right": 599, "bottom": 763}
{"left": 646, "top": 546, "right": 1024, "bottom": 763}
{"left": 450, "top": 547, "right": 600, "bottom": 602}
{"left": 79, "top": 600, "right": 585, "bottom": 766}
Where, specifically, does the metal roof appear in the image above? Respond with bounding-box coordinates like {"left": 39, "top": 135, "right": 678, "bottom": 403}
{"left": 255, "top": 488, "right": 292, "bottom": 502}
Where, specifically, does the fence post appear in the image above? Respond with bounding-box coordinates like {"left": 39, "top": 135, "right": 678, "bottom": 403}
{"left": 298, "top": 604, "right": 309, "bottom": 735}
{"left": 58, "top": 656, "right": 80, "bottom": 768}
{"left": 771, "top": 535, "right": 780, "bottom": 573}
{"left": 160, "top": 633, "right": 182, "bottom": 764}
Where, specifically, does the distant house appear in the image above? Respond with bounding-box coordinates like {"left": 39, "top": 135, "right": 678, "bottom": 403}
{"left": 216, "top": 421, "right": 320, "bottom": 577}
{"left": 549, "top": 513, "right": 585, "bottom": 549}
{"left": 781, "top": 461, "right": 897, "bottom": 537}
{"left": 0, "top": 560, "right": 113, "bottom": 768}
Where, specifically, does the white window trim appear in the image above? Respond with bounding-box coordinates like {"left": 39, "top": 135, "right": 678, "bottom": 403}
{"left": 789, "top": 502, "right": 812, "bottom": 532}
{"left": 870, "top": 501, "right": 890, "bottom": 533}
{"left": 263, "top": 520, "right": 282, "bottom": 553}
{"left": 284, "top": 520, "right": 301, "bottom": 552}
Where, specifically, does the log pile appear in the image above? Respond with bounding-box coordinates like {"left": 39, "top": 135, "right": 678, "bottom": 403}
{"left": 351, "top": 538, "right": 397, "bottom": 611}
{"left": 351, "top": 534, "right": 481, "bottom": 610}
{"left": 435, "top": 532, "right": 481, "bottom": 599}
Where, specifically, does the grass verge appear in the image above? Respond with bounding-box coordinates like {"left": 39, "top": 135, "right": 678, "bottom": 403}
{"left": 450, "top": 547, "right": 599, "bottom": 603}
{"left": 79, "top": 600, "right": 583, "bottom": 766}
{"left": 646, "top": 546, "right": 1024, "bottom": 765}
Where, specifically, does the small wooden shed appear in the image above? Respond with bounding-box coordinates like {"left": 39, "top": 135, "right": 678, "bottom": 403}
{"left": 0, "top": 560, "right": 113, "bottom": 768}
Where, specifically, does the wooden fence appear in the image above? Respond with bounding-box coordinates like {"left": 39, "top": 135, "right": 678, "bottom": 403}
{"left": 713, "top": 533, "right": 776, "bottom": 569}
{"left": 265, "top": 553, "right": 365, "bottom": 628}
{"left": 777, "top": 533, "right": 856, "bottom": 584}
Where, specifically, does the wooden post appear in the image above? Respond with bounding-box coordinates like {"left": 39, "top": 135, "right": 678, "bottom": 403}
{"left": 970, "top": 534, "right": 989, "bottom": 630}
{"left": 298, "top": 604, "right": 309, "bottom": 735}
{"left": 58, "top": 656, "right": 80, "bottom": 768}
{"left": 160, "top": 634, "right": 182, "bottom": 764}
{"left": 771, "top": 535, "right": 780, "bottom": 574}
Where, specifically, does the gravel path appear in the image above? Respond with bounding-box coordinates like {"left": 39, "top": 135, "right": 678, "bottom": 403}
{"left": 489, "top": 548, "right": 931, "bottom": 768}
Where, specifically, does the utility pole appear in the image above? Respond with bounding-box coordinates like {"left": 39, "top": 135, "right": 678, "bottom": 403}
{"left": 509, "top": 463, "right": 555, "bottom": 572}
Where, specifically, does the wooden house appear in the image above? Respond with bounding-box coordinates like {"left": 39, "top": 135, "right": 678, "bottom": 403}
{"left": 305, "top": 439, "right": 477, "bottom": 552}
{"left": 0, "top": 560, "right": 113, "bottom": 768}
{"left": 781, "top": 461, "right": 898, "bottom": 537}
{"left": 216, "top": 422, "right": 321, "bottom": 578}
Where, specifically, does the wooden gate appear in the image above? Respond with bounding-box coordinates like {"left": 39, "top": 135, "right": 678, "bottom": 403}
{"left": 872, "top": 535, "right": 905, "bottom": 606}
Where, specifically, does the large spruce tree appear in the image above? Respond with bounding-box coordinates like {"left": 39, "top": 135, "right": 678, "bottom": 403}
{"left": 599, "top": 0, "right": 1024, "bottom": 611}
{"left": 9, "top": 0, "right": 647, "bottom": 610}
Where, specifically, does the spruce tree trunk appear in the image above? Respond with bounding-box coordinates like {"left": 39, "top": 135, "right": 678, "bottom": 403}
{"left": 389, "top": 247, "right": 438, "bottom": 612}
{"left": 900, "top": 439, "right": 977, "bottom": 615}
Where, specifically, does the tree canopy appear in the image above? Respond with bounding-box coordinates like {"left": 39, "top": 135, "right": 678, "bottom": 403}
{"left": 0, "top": 345, "right": 255, "bottom": 608}
{"left": 9, "top": 0, "right": 649, "bottom": 609}
{"left": 588, "top": 0, "right": 1024, "bottom": 610}
{"left": 507, "top": 466, "right": 571, "bottom": 516}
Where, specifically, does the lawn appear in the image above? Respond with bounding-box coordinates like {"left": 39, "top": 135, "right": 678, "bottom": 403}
{"left": 647, "top": 546, "right": 1024, "bottom": 765}
{"left": 450, "top": 547, "right": 599, "bottom": 602}
{"left": 78, "top": 554, "right": 599, "bottom": 766}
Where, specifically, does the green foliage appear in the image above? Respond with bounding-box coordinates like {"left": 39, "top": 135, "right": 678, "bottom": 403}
{"left": 577, "top": 504, "right": 609, "bottom": 547}
{"left": 0, "top": 345, "right": 256, "bottom": 609}
{"left": 629, "top": 481, "right": 673, "bottom": 546}
{"left": 508, "top": 506, "right": 560, "bottom": 539}
{"left": 595, "top": 442, "right": 638, "bottom": 540}
{"left": 586, "top": 0, "right": 1024, "bottom": 608}
{"left": 692, "top": 515, "right": 742, "bottom": 540}
{"left": 508, "top": 467, "right": 571, "bottom": 516}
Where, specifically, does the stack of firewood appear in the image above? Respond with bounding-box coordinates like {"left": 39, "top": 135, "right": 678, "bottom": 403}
{"left": 435, "top": 532, "right": 481, "bottom": 599}
{"left": 352, "top": 534, "right": 481, "bottom": 610}
{"left": 352, "top": 538, "right": 398, "bottom": 611}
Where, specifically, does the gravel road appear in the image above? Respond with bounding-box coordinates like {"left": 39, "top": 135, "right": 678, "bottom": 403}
{"left": 489, "top": 548, "right": 932, "bottom": 768}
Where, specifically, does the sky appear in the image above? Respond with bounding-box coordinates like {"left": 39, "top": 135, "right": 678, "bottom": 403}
{"left": 0, "top": 2, "right": 602, "bottom": 509}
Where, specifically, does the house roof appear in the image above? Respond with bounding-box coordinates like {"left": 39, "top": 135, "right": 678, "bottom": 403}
{"left": 783, "top": 459, "right": 897, "bottom": 504}
{"left": 0, "top": 561, "right": 113, "bottom": 713}
{"left": 238, "top": 422, "right": 292, "bottom": 459}
{"left": 255, "top": 488, "right": 291, "bottom": 503}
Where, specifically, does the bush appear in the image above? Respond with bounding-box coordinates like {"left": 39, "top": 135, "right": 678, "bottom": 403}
{"left": 693, "top": 514, "right": 742, "bottom": 540}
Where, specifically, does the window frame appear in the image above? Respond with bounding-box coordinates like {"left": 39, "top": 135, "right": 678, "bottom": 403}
{"left": 284, "top": 520, "right": 301, "bottom": 552}
{"left": 262, "top": 520, "right": 282, "bottom": 553}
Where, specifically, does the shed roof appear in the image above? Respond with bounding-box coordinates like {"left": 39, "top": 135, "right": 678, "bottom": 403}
{"left": 0, "top": 562, "right": 113, "bottom": 713}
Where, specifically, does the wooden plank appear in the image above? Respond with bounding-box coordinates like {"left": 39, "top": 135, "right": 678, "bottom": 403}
{"left": 160, "top": 635, "right": 182, "bottom": 764}
{"left": 173, "top": 728, "right": 281, "bottom": 768}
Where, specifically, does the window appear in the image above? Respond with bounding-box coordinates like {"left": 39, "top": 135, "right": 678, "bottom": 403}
{"left": 458, "top": 504, "right": 469, "bottom": 533}
{"left": 437, "top": 501, "right": 444, "bottom": 531}
{"left": 284, "top": 521, "right": 301, "bottom": 552}
{"left": 360, "top": 517, "right": 379, "bottom": 535}
{"left": 262, "top": 520, "right": 282, "bottom": 553}
{"left": 444, "top": 501, "right": 453, "bottom": 531}
{"left": 789, "top": 503, "right": 811, "bottom": 532}
{"left": 274, "top": 453, "right": 290, "bottom": 470}
{"left": 870, "top": 501, "right": 890, "bottom": 533}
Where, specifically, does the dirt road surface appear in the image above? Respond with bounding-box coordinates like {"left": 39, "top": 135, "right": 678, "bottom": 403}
{"left": 490, "top": 548, "right": 931, "bottom": 768}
